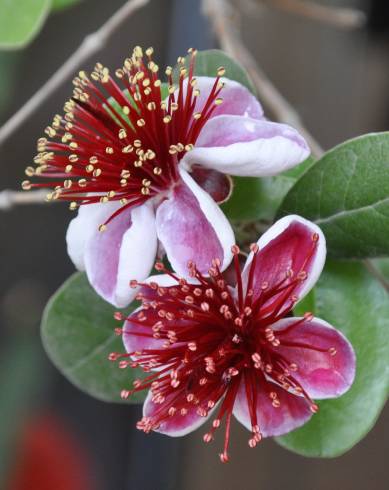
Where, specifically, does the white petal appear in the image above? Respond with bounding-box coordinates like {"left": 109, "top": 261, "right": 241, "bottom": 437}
{"left": 183, "top": 116, "right": 310, "bottom": 177}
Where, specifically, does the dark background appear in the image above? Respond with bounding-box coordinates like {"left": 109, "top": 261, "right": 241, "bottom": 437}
{"left": 0, "top": 0, "right": 388, "bottom": 489}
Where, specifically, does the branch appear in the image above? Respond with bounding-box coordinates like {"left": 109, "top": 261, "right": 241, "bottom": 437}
{"left": 0, "top": 189, "right": 48, "bottom": 210}
{"left": 262, "top": 0, "right": 366, "bottom": 30}
{"left": 0, "top": 0, "right": 149, "bottom": 147}
{"left": 202, "top": 0, "right": 324, "bottom": 157}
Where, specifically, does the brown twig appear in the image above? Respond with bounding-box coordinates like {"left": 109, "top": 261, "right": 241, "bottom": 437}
{"left": 262, "top": 0, "right": 366, "bottom": 30}
{"left": 0, "top": 0, "right": 149, "bottom": 147}
{"left": 202, "top": 0, "right": 324, "bottom": 157}
{"left": 0, "top": 189, "right": 48, "bottom": 210}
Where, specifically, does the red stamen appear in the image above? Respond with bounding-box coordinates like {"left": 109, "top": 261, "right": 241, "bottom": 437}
{"left": 24, "top": 47, "right": 225, "bottom": 228}
{"left": 116, "top": 236, "right": 324, "bottom": 461}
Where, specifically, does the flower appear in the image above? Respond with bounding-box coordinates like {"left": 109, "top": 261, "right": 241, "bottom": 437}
{"left": 114, "top": 215, "right": 356, "bottom": 462}
{"left": 24, "top": 47, "right": 310, "bottom": 307}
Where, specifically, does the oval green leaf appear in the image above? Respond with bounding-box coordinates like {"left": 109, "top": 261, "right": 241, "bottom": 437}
{"left": 277, "top": 260, "right": 389, "bottom": 457}
{"left": 41, "top": 272, "right": 146, "bottom": 404}
{"left": 0, "top": 0, "right": 50, "bottom": 49}
{"left": 279, "top": 133, "right": 389, "bottom": 258}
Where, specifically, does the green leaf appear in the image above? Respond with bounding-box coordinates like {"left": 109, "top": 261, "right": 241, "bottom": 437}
{"left": 176, "top": 49, "right": 255, "bottom": 94}
{"left": 52, "top": 0, "right": 81, "bottom": 10}
{"left": 279, "top": 133, "right": 389, "bottom": 258}
{"left": 222, "top": 156, "right": 315, "bottom": 222}
{"left": 277, "top": 260, "right": 389, "bottom": 457}
{"left": 41, "top": 272, "right": 146, "bottom": 404}
{"left": 0, "top": 0, "right": 51, "bottom": 49}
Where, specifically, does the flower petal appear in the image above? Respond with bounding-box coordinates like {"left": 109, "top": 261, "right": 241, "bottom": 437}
{"left": 190, "top": 165, "right": 232, "bottom": 204}
{"left": 142, "top": 389, "right": 213, "bottom": 437}
{"left": 83, "top": 201, "right": 157, "bottom": 307}
{"left": 183, "top": 116, "right": 310, "bottom": 177}
{"left": 233, "top": 376, "right": 312, "bottom": 437}
{"left": 273, "top": 317, "right": 356, "bottom": 399}
{"left": 243, "top": 215, "right": 326, "bottom": 309}
{"left": 66, "top": 201, "right": 119, "bottom": 271}
{"left": 172, "top": 76, "right": 264, "bottom": 120}
{"left": 156, "top": 168, "right": 234, "bottom": 276}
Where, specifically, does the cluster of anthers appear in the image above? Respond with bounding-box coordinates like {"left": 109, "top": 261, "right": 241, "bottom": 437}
{"left": 22, "top": 47, "right": 225, "bottom": 228}
{"left": 108, "top": 238, "right": 341, "bottom": 462}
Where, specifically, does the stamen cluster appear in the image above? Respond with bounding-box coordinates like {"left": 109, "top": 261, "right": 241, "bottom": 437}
{"left": 110, "top": 239, "right": 336, "bottom": 462}
{"left": 23, "top": 47, "right": 225, "bottom": 227}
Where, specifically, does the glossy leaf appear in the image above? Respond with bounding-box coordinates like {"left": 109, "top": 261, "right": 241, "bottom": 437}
{"left": 0, "top": 0, "right": 50, "bottom": 49}
{"left": 278, "top": 260, "right": 389, "bottom": 457}
{"left": 41, "top": 273, "right": 145, "bottom": 404}
{"left": 279, "top": 133, "right": 389, "bottom": 258}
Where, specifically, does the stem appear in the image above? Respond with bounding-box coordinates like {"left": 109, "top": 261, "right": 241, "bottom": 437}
{"left": 0, "top": 0, "right": 150, "bottom": 147}
{"left": 0, "top": 189, "right": 48, "bottom": 210}
{"left": 261, "top": 0, "right": 366, "bottom": 30}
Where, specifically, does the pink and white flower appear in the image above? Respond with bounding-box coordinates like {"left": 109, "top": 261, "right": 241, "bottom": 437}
{"left": 25, "top": 47, "right": 310, "bottom": 307}
{"left": 115, "top": 215, "right": 356, "bottom": 461}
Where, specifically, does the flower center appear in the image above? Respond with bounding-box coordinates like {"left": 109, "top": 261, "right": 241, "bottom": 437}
{"left": 23, "top": 47, "right": 225, "bottom": 227}
{"left": 110, "top": 239, "right": 336, "bottom": 462}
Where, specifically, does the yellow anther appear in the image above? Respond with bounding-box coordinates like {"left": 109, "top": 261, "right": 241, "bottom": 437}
{"left": 98, "top": 224, "right": 107, "bottom": 232}
{"left": 21, "top": 180, "right": 31, "bottom": 190}
{"left": 25, "top": 167, "right": 35, "bottom": 177}
{"left": 119, "top": 129, "right": 127, "bottom": 139}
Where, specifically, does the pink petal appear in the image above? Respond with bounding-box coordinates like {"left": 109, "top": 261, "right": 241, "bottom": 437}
{"left": 173, "top": 76, "right": 264, "bottom": 120}
{"left": 273, "top": 317, "right": 356, "bottom": 399}
{"left": 155, "top": 168, "right": 234, "bottom": 277}
{"left": 83, "top": 202, "right": 157, "bottom": 307}
{"left": 190, "top": 165, "right": 232, "bottom": 204}
{"left": 183, "top": 116, "right": 310, "bottom": 177}
{"left": 243, "top": 215, "right": 326, "bottom": 311}
{"left": 233, "top": 376, "right": 312, "bottom": 437}
{"left": 142, "top": 389, "right": 213, "bottom": 437}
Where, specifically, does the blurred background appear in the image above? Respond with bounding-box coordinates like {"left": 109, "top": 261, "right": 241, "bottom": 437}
{"left": 0, "top": 0, "right": 388, "bottom": 488}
